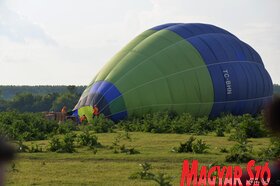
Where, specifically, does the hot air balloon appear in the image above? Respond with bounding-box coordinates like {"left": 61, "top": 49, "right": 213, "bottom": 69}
{"left": 74, "top": 23, "right": 273, "bottom": 122}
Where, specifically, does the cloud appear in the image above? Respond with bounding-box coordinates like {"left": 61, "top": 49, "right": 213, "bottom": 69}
{"left": 0, "top": 0, "right": 57, "bottom": 46}
{"left": 0, "top": 0, "right": 279, "bottom": 85}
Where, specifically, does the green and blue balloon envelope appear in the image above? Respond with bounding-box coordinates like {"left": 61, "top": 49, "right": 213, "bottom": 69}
{"left": 74, "top": 23, "right": 273, "bottom": 122}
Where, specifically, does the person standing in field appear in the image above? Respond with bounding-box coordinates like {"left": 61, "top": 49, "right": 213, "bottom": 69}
{"left": 61, "top": 106, "right": 67, "bottom": 115}
{"left": 60, "top": 106, "right": 68, "bottom": 122}
{"left": 80, "top": 114, "right": 88, "bottom": 125}
{"left": 92, "top": 105, "right": 100, "bottom": 118}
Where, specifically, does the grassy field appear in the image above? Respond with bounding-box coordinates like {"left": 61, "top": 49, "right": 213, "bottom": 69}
{"left": 6, "top": 131, "right": 271, "bottom": 186}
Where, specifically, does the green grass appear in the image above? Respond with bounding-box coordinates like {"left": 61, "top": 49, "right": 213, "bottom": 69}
{"left": 7, "top": 132, "right": 271, "bottom": 186}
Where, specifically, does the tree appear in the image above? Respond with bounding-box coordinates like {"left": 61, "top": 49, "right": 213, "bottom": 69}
{"left": 51, "top": 93, "right": 79, "bottom": 112}
{"left": 67, "top": 85, "right": 77, "bottom": 94}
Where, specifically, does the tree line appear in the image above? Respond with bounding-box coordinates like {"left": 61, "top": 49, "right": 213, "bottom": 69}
{"left": 274, "top": 84, "right": 280, "bottom": 95}
{"left": 0, "top": 85, "right": 86, "bottom": 100}
{"left": 0, "top": 86, "right": 85, "bottom": 112}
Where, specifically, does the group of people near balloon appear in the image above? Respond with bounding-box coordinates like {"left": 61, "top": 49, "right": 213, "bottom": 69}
{"left": 79, "top": 105, "right": 100, "bottom": 125}
{"left": 60, "top": 105, "right": 100, "bottom": 125}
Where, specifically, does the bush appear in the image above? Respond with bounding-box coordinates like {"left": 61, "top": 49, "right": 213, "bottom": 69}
{"left": 77, "top": 129, "right": 101, "bottom": 148}
{"left": 111, "top": 132, "right": 139, "bottom": 154}
{"left": 0, "top": 112, "right": 58, "bottom": 141}
{"left": 62, "top": 133, "right": 76, "bottom": 153}
{"left": 258, "top": 136, "right": 280, "bottom": 161}
{"left": 215, "top": 127, "right": 225, "bottom": 137}
{"left": 91, "top": 114, "right": 115, "bottom": 133}
{"left": 119, "top": 111, "right": 183, "bottom": 133}
{"left": 212, "top": 114, "right": 238, "bottom": 133}
{"left": 152, "top": 173, "right": 173, "bottom": 186}
{"left": 129, "top": 163, "right": 174, "bottom": 186}
{"left": 117, "top": 118, "right": 139, "bottom": 132}
{"left": 170, "top": 113, "right": 194, "bottom": 133}
{"left": 230, "top": 114, "right": 267, "bottom": 139}
{"left": 173, "top": 136, "right": 209, "bottom": 154}
{"left": 225, "top": 132, "right": 254, "bottom": 163}
{"left": 29, "top": 143, "right": 43, "bottom": 153}
{"left": 118, "top": 112, "right": 267, "bottom": 135}
{"left": 141, "top": 112, "right": 172, "bottom": 133}
{"left": 129, "top": 162, "right": 154, "bottom": 180}
{"left": 49, "top": 136, "right": 62, "bottom": 152}
{"left": 122, "top": 131, "right": 132, "bottom": 141}
{"left": 56, "top": 121, "right": 77, "bottom": 134}
{"left": 192, "top": 117, "right": 213, "bottom": 135}
{"left": 192, "top": 139, "right": 209, "bottom": 154}
{"left": 173, "top": 136, "right": 196, "bottom": 153}
{"left": 48, "top": 133, "right": 76, "bottom": 153}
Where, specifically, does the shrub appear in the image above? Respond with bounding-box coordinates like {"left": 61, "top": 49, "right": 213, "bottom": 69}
{"left": 212, "top": 114, "right": 238, "bottom": 133}
{"left": 49, "top": 136, "right": 62, "bottom": 152}
{"left": 173, "top": 136, "right": 196, "bottom": 153}
{"left": 215, "top": 127, "right": 225, "bottom": 137}
{"left": 56, "top": 121, "right": 77, "bottom": 134}
{"left": 116, "top": 119, "right": 136, "bottom": 132}
{"left": 129, "top": 163, "right": 174, "bottom": 186}
{"left": 123, "top": 131, "right": 132, "bottom": 141}
{"left": 229, "top": 114, "right": 267, "bottom": 139}
{"left": 117, "top": 112, "right": 266, "bottom": 136}
{"left": 225, "top": 132, "right": 254, "bottom": 163}
{"left": 111, "top": 132, "right": 139, "bottom": 154}
{"left": 61, "top": 133, "right": 76, "bottom": 153}
{"left": 119, "top": 111, "right": 191, "bottom": 134}
{"left": 91, "top": 114, "right": 115, "bottom": 133}
{"left": 140, "top": 112, "right": 172, "bottom": 133}
{"left": 152, "top": 173, "right": 173, "bottom": 186}
{"left": 192, "top": 117, "right": 212, "bottom": 135}
{"left": 29, "top": 143, "right": 43, "bottom": 153}
{"left": 48, "top": 133, "right": 76, "bottom": 153}
{"left": 170, "top": 113, "right": 194, "bottom": 133}
{"left": 192, "top": 139, "right": 209, "bottom": 154}
{"left": 129, "top": 162, "right": 154, "bottom": 180}
{"left": 0, "top": 112, "right": 58, "bottom": 141}
{"left": 111, "top": 133, "right": 122, "bottom": 153}
{"left": 173, "top": 136, "right": 209, "bottom": 154}
{"left": 77, "top": 129, "right": 101, "bottom": 148}
{"left": 258, "top": 136, "right": 280, "bottom": 161}
{"left": 225, "top": 152, "right": 254, "bottom": 163}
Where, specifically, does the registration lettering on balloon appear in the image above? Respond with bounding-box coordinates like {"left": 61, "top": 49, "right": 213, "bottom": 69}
{"left": 223, "top": 69, "right": 232, "bottom": 95}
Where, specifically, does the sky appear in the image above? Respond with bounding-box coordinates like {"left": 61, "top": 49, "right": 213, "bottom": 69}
{"left": 0, "top": 0, "right": 279, "bottom": 85}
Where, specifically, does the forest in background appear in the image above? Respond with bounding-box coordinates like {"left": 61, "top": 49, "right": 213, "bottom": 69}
{"left": 0, "top": 85, "right": 86, "bottom": 112}
{"left": 0, "top": 85, "right": 86, "bottom": 100}
{"left": 274, "top": 84, "right": 280, "bottom": 94}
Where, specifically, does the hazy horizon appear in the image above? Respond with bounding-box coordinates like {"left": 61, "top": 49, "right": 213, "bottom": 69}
{"left": 1, "top": 0, "right": 280, "bottom": 85}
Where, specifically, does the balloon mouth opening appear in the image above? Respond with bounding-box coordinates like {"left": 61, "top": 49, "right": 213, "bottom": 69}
{"left": 75, "top": 81, "right": 128, "bottom": 122}
{"left": 91, "top": 93, "right": 112, "bottom": 117}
